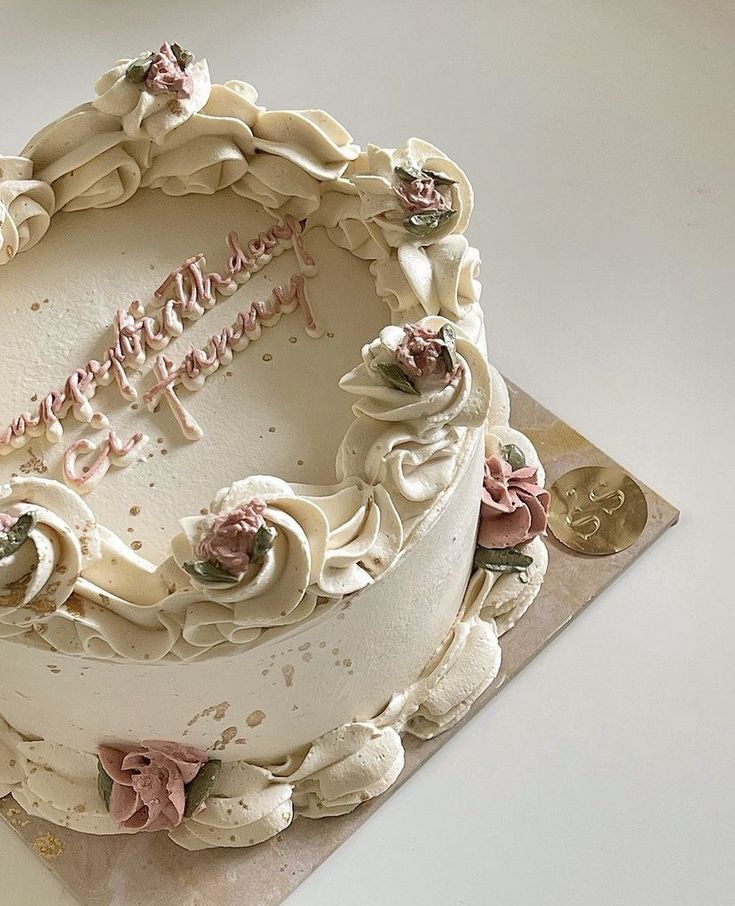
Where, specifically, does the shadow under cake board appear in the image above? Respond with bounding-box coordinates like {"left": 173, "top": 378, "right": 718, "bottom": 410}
{"left": 0, "top": 380, "right": 679, "bottom": 906}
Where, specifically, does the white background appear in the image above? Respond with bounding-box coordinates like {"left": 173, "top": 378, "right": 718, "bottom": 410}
{"left": 0, "top": 1, "right": 733, "bottom": 904}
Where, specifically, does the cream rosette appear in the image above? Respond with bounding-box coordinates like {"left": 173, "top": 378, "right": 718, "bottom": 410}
{"left": 168, "top": 477, "right": 404, "bottom": 650}
{"left": 170, "top": 477, "right": 325, "bottom": 644}
{"left": 307, "top": 181, "right": 391, "bottom": 260}
{"left": 233, "top": 153, "right": 323, "bottom": 220}
{"left": 300, "top": 481, "right": 403, "bottom": 597}
{"left": 339, "top": 316, "right": 491, "bottom": 434}
{"left": 169, "top": 761, "right": 294, "bottom": 851}
{"left": 271, "top": 722, "right": 405, "bottom": 819}
{"left": 0, "top": 156, "right": 54, "bottom": 262}
{"left": 375, "top": 566, "right": 505, "bottom": 741}
{"left": 38, "top": 596, "right": 186, "bottom": 662}
{"left": 141, "top": 82, "right": 258, "bottom": 196}
{"left": 11, "top": 738, "right": 131, "bottom": 836}
{"left": 233, "top": 105, "right": 358, "bottom": 218}
{"left": 167, "top": 723, "right": 406, "bottom": 848}
{"left": 252, "top": 107, "right": 359, "bottom": 181}
{"left": 93, "top": 50, "right": 212, "bottom": 144}
{"left": 22, "top": 517, "right": 190, "bottom": 661}
{"left": 404, "top": 610, "right": 501, "bottom": 740}
{"left": 348, "top": 139, "right": 473, "bottom": 248}
{"left": 372, "top": 234, "right": 481, "bottom": 318}
{"left": 0, "top": 478, "right": 101, "bottom": 630}
{"left": 307, "top": 139, "right": 473, "bottom": 258}
{"left": 24, "top": 106, "right": 146, "bottom": 212}
{"left": 471, "top": 535, "right": 548, "bottom": 636}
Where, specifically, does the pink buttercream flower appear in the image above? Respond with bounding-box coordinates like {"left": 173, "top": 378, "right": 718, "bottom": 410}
{"left": 478, "top": 455, "right": 550, "bottom": 550}
{"left": 145, "top": 42, "right": 194, "bottom": 99}
{"left": 99, "top": 741, "right": 207, "bottom": 831}
{"left": 393, "top": 177, "right": 450, "bottom": 214}
{"left": 0, "top": 513, "right": 17, "bottom": 533}
{"left": 395, "top": 324, "right": 454, "bottom": 383}
{"left": 196, "top": 498, "right": 267, "bottom": 574}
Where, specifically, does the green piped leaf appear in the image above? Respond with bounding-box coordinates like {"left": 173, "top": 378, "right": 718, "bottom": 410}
{"left": 0, "top": 512, "right": 36, "bottom": 561}
{"left": 439, "top": 324, "right": 458, "bottom": 373}
{"left": 171, "top": 43, "right": 195, "bottom": 69}
{"left": 377, "top": 363, "right": 420, "bottom": 396}
{"left": 394, "top": 165, "right": 457, "bottom": 187}
{"left": 251, "top": 525, "right": 276, "bottom": 562}
{"left": 474, "top": 546, "right": 534, "bottom": 574}
{"left": 97, "top": 759, "right": 113, "bottom": 811}
{"left": 500, "top": 443, "right": 527, "bottom": 472}
{"left": 184, "top": 760, "right": 222, "bottom": 818}
{"left": 184, "top": 560, "right": 239, "bottom": 584}
{"left": 403, "top": 209, "right": 456, "bottom": 238}
{"left": 125, "top": 53, "right": 154, "bottom": 84}
{"left": 421, "top": 168, "right": 457, "bottom": 186}
{"left": 394, "top": 164, "right": 423, "bottom": 182}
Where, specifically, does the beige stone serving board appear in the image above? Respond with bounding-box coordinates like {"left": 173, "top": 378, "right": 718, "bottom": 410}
{"left": 0, "top": 381, "right": 679, "bottom": 906}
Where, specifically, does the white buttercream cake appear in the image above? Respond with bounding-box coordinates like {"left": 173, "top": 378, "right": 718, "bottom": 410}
{"left": 0, "top": 43, "right": 549, "bottom": 849}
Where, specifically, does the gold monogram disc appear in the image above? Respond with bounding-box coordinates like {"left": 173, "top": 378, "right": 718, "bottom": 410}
{"left": 547, "top": 466, "right": 648, "bottom": 555}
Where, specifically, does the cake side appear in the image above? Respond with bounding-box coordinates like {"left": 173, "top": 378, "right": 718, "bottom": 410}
{"left": 0, "top": 428, "right": 484, "bottom": 762}
{"left": 0, "top": 376, "right": 549, "bottom": 850}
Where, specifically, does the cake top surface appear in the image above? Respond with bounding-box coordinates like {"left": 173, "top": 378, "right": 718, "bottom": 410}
{"left": 0, "top": 42, "right": 490, "bottom": 664}
{"left": 0, "top": 191, "right": 389, "bottom": 563}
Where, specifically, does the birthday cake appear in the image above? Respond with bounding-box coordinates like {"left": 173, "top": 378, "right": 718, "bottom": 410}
{"left": 0, "top": 44, "right": 549, "bottom": 848}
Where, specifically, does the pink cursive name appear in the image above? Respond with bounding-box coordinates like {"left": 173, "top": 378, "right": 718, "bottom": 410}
{"left": 62, "top": 430, "right": 148, "bottom": 495}
{"left": 144, "top": 273, "right": 322, "bottom": 434}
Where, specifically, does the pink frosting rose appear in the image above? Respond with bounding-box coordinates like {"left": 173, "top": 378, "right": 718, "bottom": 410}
{"left": 99, "top": 740, "right": 207, "bottom": 831}
{"left": 196, "top": 498, "right": 267, "bottom": 574}
{"left": 0, "top": 513, "right": 17, "bottom": 532}
{"left": 145, "top": 42, "right": 194, "bottom": 99}
{"left": 395, "top": 324, "right": 455, "bottom": 383}
{"left": 478, "top": 455, "right": 550, "bottom": 549}
{"left": 394, "top": 177, "right": 450, "bottom": 214}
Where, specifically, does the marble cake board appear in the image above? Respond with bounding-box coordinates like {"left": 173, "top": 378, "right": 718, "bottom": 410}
{"left": 0, "top": 381, "right": 679, "bottom": 906}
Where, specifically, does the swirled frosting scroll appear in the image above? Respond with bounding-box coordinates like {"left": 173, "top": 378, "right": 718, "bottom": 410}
{"left": 0, "top": 156, "right": 54, "bottom": 261}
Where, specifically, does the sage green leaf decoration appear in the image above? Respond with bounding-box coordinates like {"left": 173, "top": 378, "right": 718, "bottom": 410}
{"left": 171, "top": 43, "right": 195, "bottom": 69}
{"left": 97, "top": 759, "right": 114, "bottom": 811}
{"left": 0, "top": 512, "right": 36, "bottom": 561}
{"left": 125, "top": 53, "right": 154, "bottom": 84}
{"left": 421, "top": 167, "right": 457, "bottom": 186}
{"left": 251, "top": 524, "right": 276, "bottom": 562}
{"left": 184, "top": 560, "right": 240, "bottom": 584}
{"left": 439, "top": 324, "right": 458, "bottom": 373}
{"left": 184, "top": 760, "right": 222, "bottom": 818}
{"left": 377, "top": 363, "right": 420, "bottom": 396}
{"left": 394, "top": 164, "right": 423, "bottom": 182}
{"left": 500, "top": 443, "right": 527, "bottom": 472}
{"left": 403, "top": 209, "right": 456, "bottom": 238}
{"left": 394, "top": 165, "right": 457, "bottom": 187}
{"left": 474, "top": 546, "right": 534, "bottom": 573}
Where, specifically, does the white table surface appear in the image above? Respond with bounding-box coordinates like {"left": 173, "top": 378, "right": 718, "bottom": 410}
{"left": 0, "top": 2, "right": 732, "bottom": 904}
